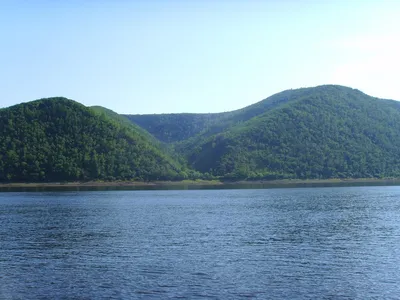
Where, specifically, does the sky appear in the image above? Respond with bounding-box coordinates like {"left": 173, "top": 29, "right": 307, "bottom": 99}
{"left": 1, "top": 0, "right": 399, "bottom": 114}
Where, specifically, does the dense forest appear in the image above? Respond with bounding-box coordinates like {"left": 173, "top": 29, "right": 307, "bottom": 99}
{"left": 181, "top": 86, "right": 400, "bottom": 179}
{"left": 2, "top": 85, "right": 400, "bottom": 182}
{"left": 0, "top": 98, "right": 187, "bottom": 182}
{"left": 128, "top": 85, "right": 400, "bottom": 180}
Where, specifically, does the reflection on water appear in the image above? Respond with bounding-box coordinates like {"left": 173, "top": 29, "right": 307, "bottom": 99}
{"left": 1, "top": 187, "right": 400, "bottom": 299}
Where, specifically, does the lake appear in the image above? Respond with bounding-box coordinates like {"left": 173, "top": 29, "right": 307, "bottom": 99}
{"left": 1, "top": 186, "right": 400, "bottom": 299}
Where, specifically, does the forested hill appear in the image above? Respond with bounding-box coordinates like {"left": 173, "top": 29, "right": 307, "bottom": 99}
{"left": 124, "top": 113, "right": 222, "bottom": 143}
{"left": 124, "top": 89, "right": 294, "bottom": 143}
{"left": 3, "top": 85, "right": 400, "bottom": 183}
{"left": 182, "top": 85, "right": 400, "bottom": 179}
{"left": 0, "top": 98, "right": 187, "bottom": 182}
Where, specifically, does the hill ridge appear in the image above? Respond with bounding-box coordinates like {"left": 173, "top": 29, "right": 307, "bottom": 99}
{"left": 3, "top": 85, "right": 400, "bottom": 182}
{"left": 124, "top": 85, "right": 380, "bottom": 144}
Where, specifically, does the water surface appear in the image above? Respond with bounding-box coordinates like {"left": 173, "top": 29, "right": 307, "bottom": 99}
{"left": 1, "top": 187, "right": 400, "bottom": 299}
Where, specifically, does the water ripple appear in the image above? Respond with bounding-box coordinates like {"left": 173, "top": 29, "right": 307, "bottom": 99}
{"left": 1, "top": 187, "right": 400, "bottom": 299}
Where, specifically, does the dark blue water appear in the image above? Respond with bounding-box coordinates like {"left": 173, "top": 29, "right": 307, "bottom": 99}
{"left": 1, "top": 187, "right": 400, "bottom": 299}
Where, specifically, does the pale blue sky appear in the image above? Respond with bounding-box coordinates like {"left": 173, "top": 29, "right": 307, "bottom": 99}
{"left": 1, "top": 0, "right": 399, "bottom": 114}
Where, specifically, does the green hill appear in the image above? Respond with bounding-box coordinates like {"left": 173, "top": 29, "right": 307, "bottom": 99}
{"left": 3, "top": 85, "right": 400, "bottom": 183}
{"left": 181, "top": 85, "right": 400, "bottom": 179}
{"left": 0, "top": 98, "right": 186, "bottom": 182}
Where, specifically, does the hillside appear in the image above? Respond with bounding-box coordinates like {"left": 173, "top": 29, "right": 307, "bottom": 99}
{"left": 91, "top": 105, "right": 161, "bottom": 146}
{"left": 0, "top": 98, "right": 186, "bottom": 182}
{"left": 181, "top": 85, "right": 400, "bottom": 179}
{"left": 3, "top": 86, "right": 400, "bottom": 183}
{"left": 124, "top": 89, "right": 294, "bottom": 143}
{"left": 124, "top": 85, "right": 400, "bottom": 180}
{"left": 124, "top": 113, "right": 222, "bottom": 143}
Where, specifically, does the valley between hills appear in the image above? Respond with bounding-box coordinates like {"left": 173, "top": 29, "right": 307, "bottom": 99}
{"left": 2, "top": 84, "right": 400, "bottom": 184}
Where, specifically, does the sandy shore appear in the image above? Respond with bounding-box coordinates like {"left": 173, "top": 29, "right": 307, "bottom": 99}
{"left": 1, "top": 178, "right": 400, "bottom": 188}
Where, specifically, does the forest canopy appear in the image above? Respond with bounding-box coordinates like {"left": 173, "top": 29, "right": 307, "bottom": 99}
{"left": 2, "top": 85, "right": 400, "bottom": 182}
{"left": 0, "top": 98, "right": 187, "bottom": 182}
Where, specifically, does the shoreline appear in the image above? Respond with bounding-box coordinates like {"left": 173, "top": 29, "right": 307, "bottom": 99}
{"left": 1, "top": 178, "right": 400, "bottom": 188}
